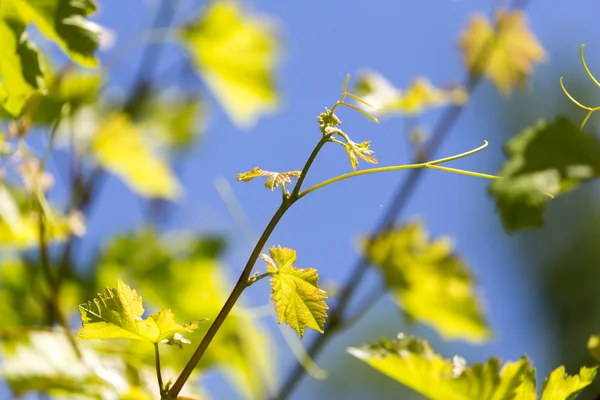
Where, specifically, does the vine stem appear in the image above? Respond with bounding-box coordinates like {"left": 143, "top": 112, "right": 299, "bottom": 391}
{"left": 166, "top": 135, "right": 332, "bottom": 398}
{"left": 155, "top": 343, "right": 164, "bottom": 396}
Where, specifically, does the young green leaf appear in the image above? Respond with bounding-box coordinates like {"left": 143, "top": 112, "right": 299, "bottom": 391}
{"left": 9, "top": 0, "right": 102, "bottom": 67}
{"left": 180, "top": 1, "right": 279, "bottom": 129}
{"left": 91, "top": 113, "right": 182, "bottom": 200}
{"left": 366, "top": 221, "right": 490, "bottom": 343}
{"left": 262, "top": 246, "right": 328, "bottom": 338}
{"left": 459, "top": 9, "right": 545, "bottom": 93}
{"left": 77, "top": 280, "right": 202, "bottom": 344}
{"left": 344, "top": 139, "right": 378, "bottom": 171}
{"left": 237, "top": 166, "right": 301, "bottom": 192}
{"left": 348, "top": 334, "right": 533, "bottom": 400}
{"left": 490, "top": 117, "right": 600, "bottom": 231}
{"left": 540, "top": 366, "right": 597, "bottom": 400}
{"left": 0, "top": 18, "right": 45, "bottom": 116}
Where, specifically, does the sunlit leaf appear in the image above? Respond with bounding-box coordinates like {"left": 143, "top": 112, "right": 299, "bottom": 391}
{"left": 91, "top": 113, "right": 182, "bottom": 200}
{"left": 344, "top": 139, "right": 378, "bottom": 171}
{"left": 77, "top": 280, "right": 201, "bottom": 344}
{"left": 10, "top": 0, "right": 102, "bottom": 67}
{"left": 366, "top": 221, "right": 490, "bottom": 342}
{"left": 354, "top": 72, "right": 467, "bottom": 117}
{"left": 97, "top": 230, "right": 274, "bottom": 399}
{"left": 0, "top": 184, "right": 70, "bottom": 248}
{"left": 540, "top": 366, "right": 597, "bottom": 400}
{"left": 348, "top": 334, "right": 534, "bottom": 400}
{"left": 459, "top": 9, "right": 545, "bottom": 93}
{"left": 0, "top": 18, "right": 45, "bottom": 116}
{"left": 237, "top": 166, "right": 301, "bottom": 192}
{"left": 180, "top": 1, "right": 279, "bottom": 128}
{"left": 262, "top": 246, "right": 328, "bottom": 338}
{"left": 490, "top": 117, "right": 600, "bottom": 231}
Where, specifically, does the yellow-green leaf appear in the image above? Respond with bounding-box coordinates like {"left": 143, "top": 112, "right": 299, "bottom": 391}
{"left": 180, "top": 1, "right": 279, "bottom": 129}
{"left": 354, "top": 72, "right": 467, "bottom": 117}
{"left": 459, "top": 9, "right": 545, "bottom": 93}
{"left": 540, "top": 366, "right": 597, "bottom": 400}
{"left": 367, "top": 221, "right": 490, "bottom": 342}
{"left": 0, "top": 18, "right": 45, "bottom": 116}
{"left": 348, "top": 334, "right": 534, "bottom": 400}
{"left": 77, "top": 280, "right": 201, "bottom": 344}
{"left": 91, "top": 113, "right": 182, "bottom": 200}
{"left": 262, "top": 246, "right": 328, "bottom": 338}
{"left": 9, "top": 0, "right": 102, "bottom": 67}
{"left": 237, "top": 166, "right": 301, "bottom": 191}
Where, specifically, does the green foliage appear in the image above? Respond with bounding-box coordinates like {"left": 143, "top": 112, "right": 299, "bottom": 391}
{"left": 237, "top": 167, "right": 301, "bottom": 192}
{"left": 490, "top": 117, "right": 600, "bottom": 230}
{"left": 77, "top": 280, "right": 202, "bottom": 344}
{"left": 97, "top": 230, "right": 274, "bottom": 399}
{"left": 366, "top": 221, "right": 490, "bottom": 342}
{"left": 261, "top": 246, "right": 328, "bottom": 338}
{"left": 348, "top": 334, "right": 597, "bottom": 400}
{"left": 180, "top": 0, "right": 279, "bottom": 129}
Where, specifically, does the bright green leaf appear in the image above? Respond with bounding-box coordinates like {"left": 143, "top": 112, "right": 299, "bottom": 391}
{"left": 262, "top": 246, "right": 328, "bottom": 338}
{"left": 91, "top": 113, "right": 182, "bottom": 200}
{"left": 97, "top": 230, "right": 274, "bottom": 399}
{"left": 180, "top": 1, "right": 279, "bottom": 129}
{"left": 347, "top": 334, "right": 533, "bottom": 400}
{"left": 237, "top": 166, "right": 301, "bottom": 191}
{"left": 10, "top": 0, "right": 102, "bottom": 67}
{"left": 367, "top": 221, "right": 490, "bottom": 342}
{"left": 0, "top": 18, "right": 45, "bottom": 116}
{"left": 540, "top": 365, "right": 597, "bottom": 400}
{"left": 77, "top": 280, "right": 201, "bottom": 344}
{"left": 490, "top": 117, "right": 600, "bottom": 231}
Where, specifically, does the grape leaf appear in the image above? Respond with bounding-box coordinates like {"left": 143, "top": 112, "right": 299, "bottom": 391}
{"left": 349, "top": 334, "right": 597, "bottom": 400}
{"left": 347, "top": 334, "right": 533, "bottom": 400}
{"left": 354, "top": 72, "right": 468, "bottom": 116}
{"left": 459, "top": 9, "right": 545, "bottom": 93}
{"left": 237, "top": 166, "right": 301, "bottom": 191}
{"left": 10, "top": 0, "right": 102, "bottom": 67}
{"left": 91, "top": 113, "right": 182, "bottom": 200}
{"left": 490, "top": 117, "right": 600, "bottom": 231}
{"left": 77, "top": 280, "right": 201, "bottom": 344}
{"left": 0, "top": 18, "right": 45, "bottom": 116}
{"left": 366, "top": 221, "right": 490, "bottom": 342}
{"left": 540, "top": 366, "right": 597, "bottom": 400}
{"left": 262, "top": 246, "right": 328, "bottom": 338}
{"left": 97, "top": 230, "right": 274, "bottom": 399}
{"left": 180, "top": 1, "right": 279, "bottom": 129}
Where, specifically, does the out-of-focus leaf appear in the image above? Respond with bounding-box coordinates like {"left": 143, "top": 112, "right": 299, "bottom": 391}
{"left": 459, "top": 9, "right": 545, "bottom": 93}
{"left": 1, "top": 330, "right": 125, "bottom": 398}
{"left": 354, "top": 72, "right": 467, "bottom": 116}
{"left": 0, "top": 184, "right": 70, "bottom": 248}
{"left": 261, "top": 246, "right": 328, "bottom": 338}
{"left": 367, "top": 221, "right": 490, "bottom": 343}
{"left": 347, "top": 334, "right": 534, "bottom": 400}
{"left": 589, "top": 335, "right": 600, "bottom": 361}
{"left": 180, "top": 1, "right": 279, "bottom": 129}
{"left": 540, "top": 366, "right": 597, "bottom": 400}
{"left": 10, "top": 0, "right": 102, "bottom": 67}
{"left": 91, "top": 113, "right": 182, "bottom": 200}
{"left": 97, "top": 230, "right": 274, "bottom": 399}
{"left": 0, "top": 18, "right": 45, "bottom": 116}
{"left": 141, "top": 95, "right": 204, "bottom": 152}
{"left": 490, "top": 117, "right": 600, "bottom": 231}
{"left": 77, "top": 280, "right": 201, "bottom": 344}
